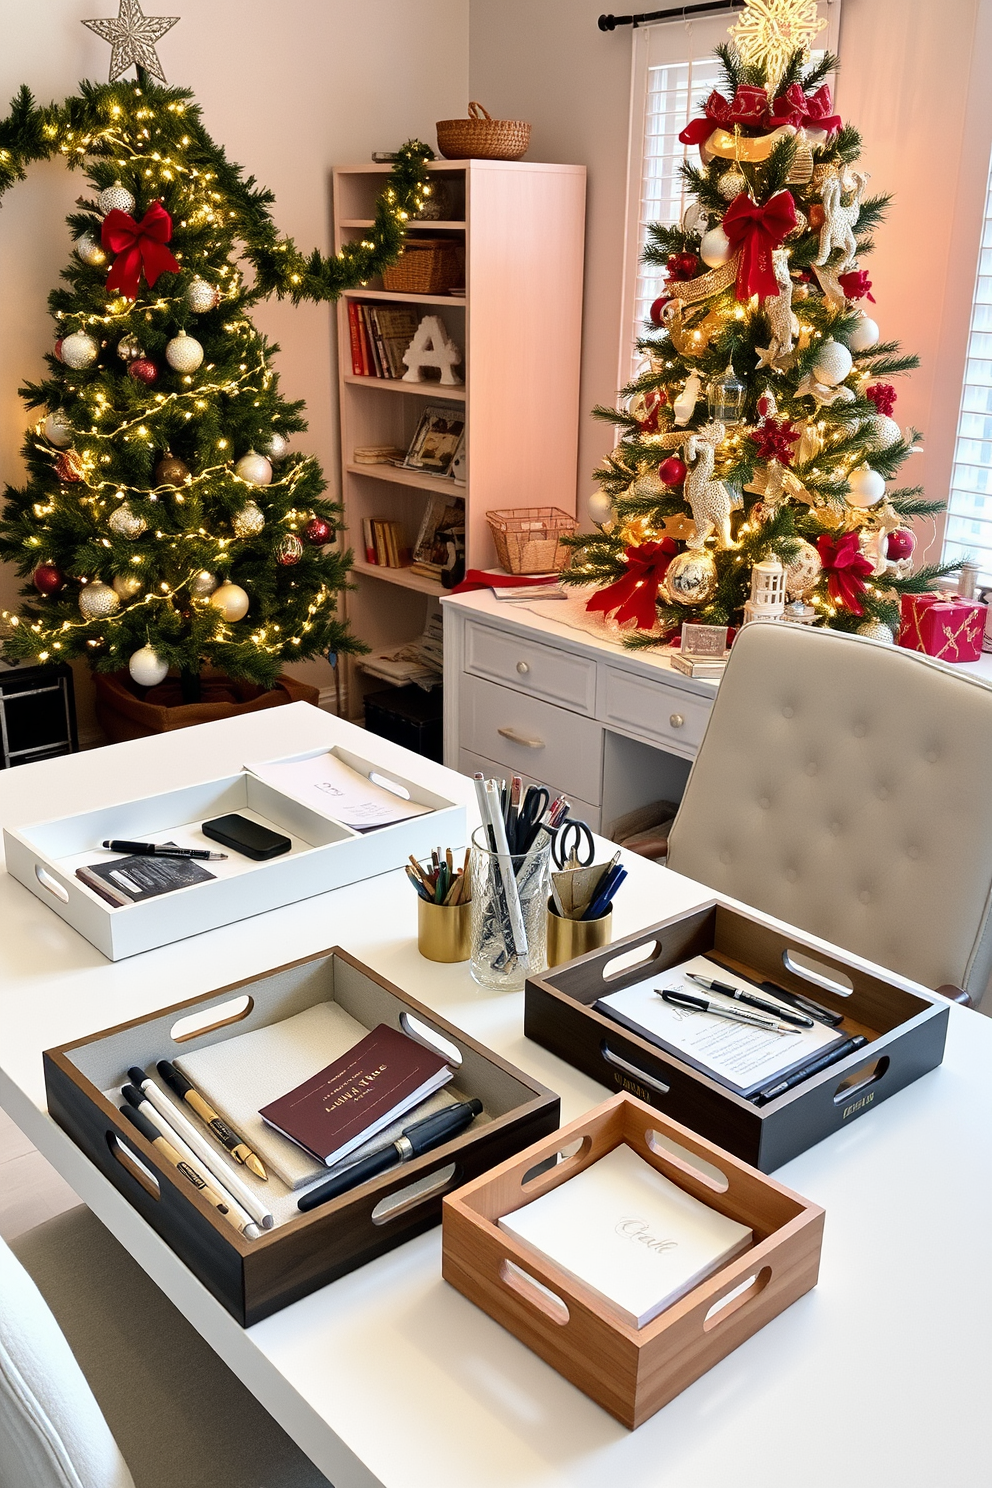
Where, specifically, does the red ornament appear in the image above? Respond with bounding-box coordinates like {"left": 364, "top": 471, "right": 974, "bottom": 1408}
{"left": 128, "top": 358, "right": 159, "bottom": 385}
{"left": 636, "top": 389, "right": 666, "bottom": 434}
{"left": 649, "top": 295, "right": 671, "bottom": 327}
{"left": 658, "top": 456, "right": 687, "bottom": 486}
{"left": 53, "top": 338, "right": 64, "bottom": 362}
{"left": 585, "top": 539, "right": 678, "bottom": 631}
{"left": 722, "top": 190, "right": 797, "bottom": 300}
{"left": 816, "top": 531, "right": 874, "bottom": 616}
{"left": 304, "top": 516, "right": 332, "bottom": 545}
{"left": 54, "top": 450, "right": 84, "bottom": 483}
{"left": 666, "top": 252, "right": 699, "bottom": 283}
{"left": 756, "top": 392, "right": 776, "bottom": 418}
{"left": 885, "top": 528, "right": 917, "bottom": 561}
{"left": 101, "top": 202, "right": 180, "bottom": 302}
{"left": 750, "top": 418, "right": 800, "bottom": 465}
{"left": 33, "top": 564, "right": 65, "bottom": 595}
{"left": 838, "top": 269, "right": 875, "bottom": 304}
{"left": 866, "top": 383, "right": 897, "bottom": 417}
{"left": 807, "top": 204, "right": 826, "bottom": 229}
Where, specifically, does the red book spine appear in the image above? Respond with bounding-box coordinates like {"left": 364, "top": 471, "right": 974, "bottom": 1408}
{"left": 347, "top": 301, "right": 363, "bottom": 376}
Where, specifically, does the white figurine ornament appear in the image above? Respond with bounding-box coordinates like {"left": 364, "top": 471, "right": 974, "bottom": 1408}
{"left": 672, "top": 371, "right": 702, "bottom": 426}
{"left": 401, "top": 315, "right": 463, "bottom": 386}
{"left": 814, "top": 169, "right": 868, "bottom": 274}
{"left": 755, "top": 248, "right": 798, "bottom": 368}
{"left": 683, "top": 420, "right": 742, "bottom": 550}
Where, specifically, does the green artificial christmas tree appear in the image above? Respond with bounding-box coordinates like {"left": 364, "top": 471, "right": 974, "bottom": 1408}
{"left": 565, "top": 12, "right": 957, "bottom": 649}
{"left": 0, "top": 29, "right": 432, "bottom": 697}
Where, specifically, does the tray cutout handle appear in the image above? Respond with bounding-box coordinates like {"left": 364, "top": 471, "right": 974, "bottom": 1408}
{"left": 35, "top": 865, "right": 70, "bottom": 903}
{"left": 833, "top": 1055, "right": 889, "bottom": 1104}
{"left": 399, "top": 1011, "right": 463, "bottom": 1067}
{"left": 521, "top": 1136, "right": 589, "bottom": 1190}
{"left": 602, "top": 941, "right": 663, "bottom": 982}
{"left": 499, "top": 1259, "right": 570, "bottom": 1326}
{"left": 601, "top": 1042, "right": 671, "bottom": 1099}
{"left": 369, "top": 770, "right": 412, "bottom": 800}
{"left": 371, "top": 1162, "right": 457, "bottom": 1224}
{"left": 170, "top": 995, "right": 254, "bottom": 1044}
{"left": 783, "top": 949, "right": 854, "bottom": 998}
{"left": 645, "top": 1130, "right": 729, "bottom": 1194}
{"left": 107, "top": 1131, "right": 161, "bottom": 1200}
{"left": 703, "top": 1266, "right": 772, "bottom": 1332}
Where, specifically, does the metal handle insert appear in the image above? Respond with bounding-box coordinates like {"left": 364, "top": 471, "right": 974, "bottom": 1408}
{"left": 497, "top": 726, "right": 545, "bottom": 750}
{"left": 669, "top": 713, "right": 685, "bottom": 729}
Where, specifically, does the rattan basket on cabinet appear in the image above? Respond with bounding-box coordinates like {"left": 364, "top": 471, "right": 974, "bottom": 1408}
{"left": 436, "top": 102, "right": 531, "bottom": 161}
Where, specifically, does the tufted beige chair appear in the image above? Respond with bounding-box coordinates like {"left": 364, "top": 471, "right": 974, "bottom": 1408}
{"left": 666, "top": 622, "right": 992, "bottom": 1008}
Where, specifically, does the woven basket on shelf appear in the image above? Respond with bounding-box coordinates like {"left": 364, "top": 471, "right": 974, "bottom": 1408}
{"left": 436, "top": 102, "right": 531, "bottom": 161}
{"left": 381, "top": 238, "right": 464, "bottom": 294}
{"left": 486, "top": 507, "right": 577, "bottom": 575}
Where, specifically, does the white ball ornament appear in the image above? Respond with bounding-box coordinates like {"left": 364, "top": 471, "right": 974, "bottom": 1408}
{"left": 209, "top": 582, "right": 250, "bottom": 621}
{"left": 587, "top": 489, "right": 614, "bottom": 526}
{"left": 718, "top": 169, "right": 747, "bottom": 201}
{"left": 234, "top": 451, "right": 273, "bottom": 486}
{"left": 165, "top": 331, "right": 204, "bottom": 373}
{"left": 61, "top": 332, "right": 99, "bottom": 370}
{"left": 43, "top": 411, "right": 73, "bottom": 448}
{"left": 78, "top": 581, "right": 120, "bottom": 619}
{"left": 75, "top": 233, "right": 106, "bottom": 267}
{"left": 189, "top": 569, "right": 219, "bottom": 598}
{"left": 264, "top": 432, "right": 289, "bottom": 462}
{"left": 699, "top": 225, "right": 731, "bottom": 269}
{"left": 112, "top": 572, "right": 143, "bottom": 599}
{"left": 848, "top": 315, "right": 880, "bottom": 352}
{"left": 185, "top": 278, "right": 220, "bottom": 313}
{"left": 108, "top": 503, "right": 147, "bottom": 539}
{"left": 846, "top": 465, "right": 886, "bottom": 508}
{"left": 98, "top": 182, "right": 136, "bottom": 216}
{"left": 812, "top": 339, "right": 853, "bottom": 387}
{"left": 233, "top": 500, "right": 265, "bottom": 537}
{"left": 863, "top": 413, "right": 902, "bottom": 452}
{"left": 128, "top": 645, "right": 169, "bottom": 687}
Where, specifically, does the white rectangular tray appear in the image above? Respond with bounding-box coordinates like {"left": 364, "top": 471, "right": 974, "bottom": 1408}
{"left": 4, "top": 744, "right": 464, "bottom": 960}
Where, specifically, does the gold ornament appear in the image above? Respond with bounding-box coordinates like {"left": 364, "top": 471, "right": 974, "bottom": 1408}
{"left": 154, "top": 454, "right": 190, "bottom": 484}
{"left": 856, "top": 619, "right": 895, "bottom": 644}
{"left": 662, "top": 549, "right": 718, "bottom": 607}
{"left": 78, "top": 580, "right": 120, "bottom": 619}
{"left": 717, "top": 169, "right": 747, "bottom": 200}
{"left": 186, "top": 277, "right": 220, "bottom": 313}
{"left": 189, "top": 569, "right": 219, "bottom": 599}
{"left": 629, "top": 467, "right": 667, "bottom": 500}
{"left": 784, "top": 540, "right": 822, "bottom": 599}
{"left": 233, "top": 501, "right": 265, "bottom": 538}
{"left": 83, "top": 2, "right": 179, "bottom": 86}
{"left": 209, "top": 582, "right": 250, "bottom": 621}
{"left": 728, "top": 0, "right": 827, "bottom": 89}
{"left": 112, "top": 572, "right": 142, "bottom": 599}
{"left": 165, "top": 331, "right": 204, "bottom": 373}
{"left": 108, "top": 503, "right": 147, "bottom": 539}
{"left": 661, "top": 513, "right": 697, "bottom": 542}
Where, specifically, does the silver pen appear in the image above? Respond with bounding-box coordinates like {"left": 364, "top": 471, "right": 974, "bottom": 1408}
{"left": 686, "top": 972, "right": 814, "bottom": 1027}
{"left": 659, "top": 988, "right": 793, "bottom": 1033}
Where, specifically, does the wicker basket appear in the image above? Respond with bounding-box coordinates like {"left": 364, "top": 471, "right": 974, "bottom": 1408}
{"left": 486, "top": 507, "right": 577, "bottom": 575}
{"left": 436, "top": 102, "right": 531, "bottom": 161}
{"left": 382, "top": 238, "right": 463, "bottom": 294}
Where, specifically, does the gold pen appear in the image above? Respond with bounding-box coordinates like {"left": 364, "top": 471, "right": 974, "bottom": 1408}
{"left": 157, "top": 1060, "right": 267, "bottom": 1180}
{"left": 121, "top": 1104, "right": 260, "bottom": 1240}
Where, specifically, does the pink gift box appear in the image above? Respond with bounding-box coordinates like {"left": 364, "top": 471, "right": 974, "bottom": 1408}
{"left": 897, "top": 592, "right": 984, "bottom": 663}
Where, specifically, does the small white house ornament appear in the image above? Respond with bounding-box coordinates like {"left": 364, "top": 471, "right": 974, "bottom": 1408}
{"left": 401, "top": 315, "right": 464, "bottom": 386}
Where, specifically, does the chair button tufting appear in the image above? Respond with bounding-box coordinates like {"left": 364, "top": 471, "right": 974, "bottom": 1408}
{"left": 782, "top": 704, "right": 795, "bottom": 719}
{"left": 719, "top": 849, "right": 731, "bottom": 865}
{"left": 805, "top": 761, "right": 818, "bottom": 776}
{"left": 925, "top": 747, "right": 939, "bottom": 763}
{"left": 907, "top": 844, "right": 920, "bottom": 860}
{"left": 859, "top": 889, "right": 871, "bottom": 904}
{"left": 853, "top": 721, "right": 867, "bottom": 738}
{"left": 785, "top": 867, "right": 798, "bottom": 882}
{"left": 759, "top": 795, "right": 770, "bottom": 809}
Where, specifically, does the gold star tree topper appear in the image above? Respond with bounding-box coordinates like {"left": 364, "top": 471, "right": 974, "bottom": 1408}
{"left": 728, "top": 0, "right": 827, "bottom": 88}
{"left": 83, "top": 0, "right": 179, "bottom": 85}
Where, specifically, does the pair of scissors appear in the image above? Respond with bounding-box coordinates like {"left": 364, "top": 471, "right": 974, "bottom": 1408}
{"left": 513, "top": 785, "right": 550, "bottom": 853}
{"left": 551, "top": 818, "right": 595, "bottom": 871}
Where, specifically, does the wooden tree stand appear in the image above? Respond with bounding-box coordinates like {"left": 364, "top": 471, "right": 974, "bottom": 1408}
{"left": 93, "top": 669, "right": 321, "bottom": 742}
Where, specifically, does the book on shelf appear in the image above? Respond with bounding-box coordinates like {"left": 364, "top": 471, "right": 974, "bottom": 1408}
{"left": 364, "top": 518, "right": 409, "bottom": 568}
{"left": 347, "top": 301, "right": 364, "bottom": 376}
{"left": 361, "top": 518, "right": 376, "bottom": 565}
{"left": 347, "top": 303, "right": 419, "bottom": 381}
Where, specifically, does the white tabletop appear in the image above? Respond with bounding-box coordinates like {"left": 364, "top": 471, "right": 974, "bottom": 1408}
{"left": 1, "top": 703, "right": 989, "bottom": 1488}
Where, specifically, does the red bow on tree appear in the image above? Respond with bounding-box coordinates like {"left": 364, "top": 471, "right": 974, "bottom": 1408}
{"left": 101, "top": 201, "right": 180, "bottom": 301}
{"left": 767, "top": 84, "right": 842, "bottom": 133}
{"left": 586, "top": 539, "right": 677, "bottom": 630}
{"left": 750, "top": 418, "right": 800, "bottom": 465}
{"left": 816, "top": 531, "right": 874, "bottom": 616}
{"left": 678, "top": 85, "right": 769, "bottom": 145}
{"left": 866, "top": 383, "right": 897, "bottom": 416}
{"left": 839, "top": 269, "right": 875, "bottom": 303}
{"left": 722, "top": 190, "right": 797, "bottom": 300}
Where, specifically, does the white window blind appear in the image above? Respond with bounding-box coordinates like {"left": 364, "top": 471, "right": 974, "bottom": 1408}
{"left": 943, "top": 148, "right": 992, "bottom": 584}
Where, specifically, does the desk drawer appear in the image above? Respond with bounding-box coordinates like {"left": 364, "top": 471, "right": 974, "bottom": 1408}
{"left": 458, "top": 746, "right": 601, "bottom": 830}
{"left": 602, "top": 668, "right": 710, "bottom": 754}
{"left": 461, "top": 674, "right": 602, "bottom": 803}
{"left": 464, "top": 620, "right": 597, "bottom": 715}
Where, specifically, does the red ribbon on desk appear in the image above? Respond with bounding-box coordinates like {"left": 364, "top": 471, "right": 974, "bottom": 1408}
{"left": 585, "top": 539, "right": 677, "bottom": 631}
{"left": 722, "top": 190, "right": 797, "bottom": 300}
{"left": 816, "top": 531, "right": 874, "bottom": 616}
{"left": 101, "top": 202, "right": 180, "bottom": 301}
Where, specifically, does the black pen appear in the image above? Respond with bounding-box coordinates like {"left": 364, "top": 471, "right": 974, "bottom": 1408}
{"left": 686, "top": 973, "right": 814, "bottom": 1028}
{"left": 751, "top": 1034, "right": 868, "bottom": 1104}
{"left": 298, "top": 1098, "right": 483, "bottom": 1212}
{"left": 102, "top": 839, "right": 227, "bottom": 861}
{"left": 759, "top": 980, "right": 845, "bottom": 1027}
{"left": 660, "top": 988, "right": 793, "bottom": 1033}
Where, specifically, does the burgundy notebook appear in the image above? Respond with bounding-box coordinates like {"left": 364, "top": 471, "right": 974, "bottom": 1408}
{"left": 259, "top": 1023, "right": 453, "bottom": 1167}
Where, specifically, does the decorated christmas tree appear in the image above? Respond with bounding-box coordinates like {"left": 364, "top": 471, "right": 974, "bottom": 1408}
{"left": 0, "top": 11, "right": 432, "bottom": 696}
{"left": 566, "top": 6, "right": 956, "bottom": 646}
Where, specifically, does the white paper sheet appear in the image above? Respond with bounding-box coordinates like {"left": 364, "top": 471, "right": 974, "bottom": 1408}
{"left": 247, "top": 752, "right": 431, "bottom": 831}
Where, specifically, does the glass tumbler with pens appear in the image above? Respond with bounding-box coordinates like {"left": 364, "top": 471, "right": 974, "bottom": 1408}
{"left": 469, "top": 775, "right": 555, "bottom": 991}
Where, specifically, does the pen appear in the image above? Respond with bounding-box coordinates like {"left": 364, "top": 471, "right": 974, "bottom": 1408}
{"left": 156, "top": 1060, "right": 267, "bottom": 1180}
{"left": 659, "top": 988, "right": 794, "bottom": 1033}
{"left": 120, "top": 1103, "right": 260, "bottom": 1241}
{"left": 686, "top": 973, "right": 814, "bottom": 1027}
{"left": 128, "top": 1067, "right": 273, "bottom": 1230}
{"left": 751, "top": 1034, "right": 868, "bottom": 1104}
{"left": 298, "top": 1098, "right": 483, "bottom": 1212}
{"left": 759, "top": 980, "right": 844, "bottom": 1026}
{"left": 102, "top": 839, "right": 227, "bottom": 861}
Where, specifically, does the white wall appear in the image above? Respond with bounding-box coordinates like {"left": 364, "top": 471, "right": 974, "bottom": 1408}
{"left": 0, "top": 0, "right": 468, "bottom": 734}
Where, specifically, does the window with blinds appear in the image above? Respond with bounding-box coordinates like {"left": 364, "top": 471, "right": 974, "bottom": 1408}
{"left": 942, "top": 152, "right": 992, "bottom": 584}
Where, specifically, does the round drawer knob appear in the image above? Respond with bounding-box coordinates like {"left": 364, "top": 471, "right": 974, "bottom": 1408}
{"left": 516, "top": 660, "right": 530, "bottom": 675}
{"left": 669, "top": 713, "right": 685, "bottom": 729}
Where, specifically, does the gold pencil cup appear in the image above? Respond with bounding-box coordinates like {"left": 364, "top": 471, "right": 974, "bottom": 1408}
{"left": 418, "top": 897, "right": 473, "bottom": 962}
{"left": 546, "top": 901, "right": 613, "bottom": 968}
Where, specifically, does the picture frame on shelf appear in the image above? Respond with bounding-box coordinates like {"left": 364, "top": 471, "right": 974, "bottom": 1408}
{"left": 411, "top": 494, "right": 465, "bottom": 572}
{"left": 449, "top": 431, "right": 466, "bottom": 485}
{"left": 404, "top": 405, "right": 466, "bottom": 476}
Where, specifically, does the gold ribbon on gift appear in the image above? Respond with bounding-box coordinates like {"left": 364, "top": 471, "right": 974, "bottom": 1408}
{"left": 903, "top": 598, "right": 983, "bottom": 660}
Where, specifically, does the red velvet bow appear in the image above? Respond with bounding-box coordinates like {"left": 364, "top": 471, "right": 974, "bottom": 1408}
{"left": 722, "top": 190, "right": 797, "bottom": 300}
{"left": 586, "top": 539, "right": 677, "bottom": 631}
{"left": 816, "top": 531, "right": 874, "bottom": 616}
{"left": 101, "top": 201, "right": 180, "bottom": 301}
{"left": 678, "top": 85, "right": 769, "bottom": 145}
{"left": 866, "top": 383, "right": 897, "bottom": 417}
{"left": 839, "top": 269, "right": 875, "bottom": 303}
{"left": 767, "top": 84, "right": 842, "bottom": 133}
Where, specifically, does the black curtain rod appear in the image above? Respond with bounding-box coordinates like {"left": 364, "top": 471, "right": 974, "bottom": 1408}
{"left": 599, "top": 2, "right": 744, "bottom": 31}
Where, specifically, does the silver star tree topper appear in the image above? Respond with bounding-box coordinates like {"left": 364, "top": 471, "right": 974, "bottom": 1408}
{"left": 83, "top": 0, "right": 179, "bottom": 85}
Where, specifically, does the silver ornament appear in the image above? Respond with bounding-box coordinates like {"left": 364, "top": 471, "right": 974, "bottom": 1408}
{"left": 61, "top": 332, "right": 99, "bottom": 369}
{"left": 165, "top": 332, "right": 204, "bottom": 373}
{"left": 662, "top": 549, "right": 718, "bottom": 606}
{"left": 43, "top": 411, "right": 73, "bottom": 448}
{"left": 128, "top": 645, "right": 169, "bottom": 687}
{"left": 784, "top": 540, "right": 823, "bottom": 599}
{"left": 78, "top": 580, "right": 120, "bottom": 619}
{"left": 186, "top": 277, "right": 220, "bottom": 314}
{"left": 811, "top": 339, "right": 853, "bottom": 387}
{"left": 112, "top": 572, "right": 143, "bottom": 599}
{"left": 233, "top": 501, "right": 265, "bottom": 538}
{"left": 265, "top": 432, "right": 289, "bottom": 461}
{"left": 718, "top": 169, "right": 747, "bottom": 200}
{"left": 116, "top": 334, "right": 144, "bottom": 362}
{"left": 856, "top": 619, "right": 895, "bottom": 644}
{"left": 189, "top": 569, "right": 219, "bottom": 598}
{"left": 75, "top": 233, "right": 106, "bottom": 267}
{"left": 209, "top": 582, "right": 250, "bottom": 621}
{"left": 629, "top": 468, "right": 667, "bottom": 500}
{"left": 108, "top": 503, "right": 147, "bottom": 539}
{"left": 234, "top": 451, "right": 273, "bottom": 487}
{"left": 862, "top": 413, "right": 901, "bottom": 452}
{"left": 98, "top": 183, "right": 136, "bottom": 216}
